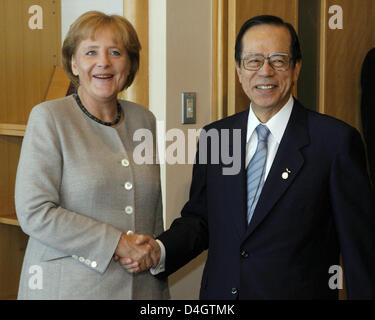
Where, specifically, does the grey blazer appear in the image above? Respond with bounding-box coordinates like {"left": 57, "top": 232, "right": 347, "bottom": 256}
{"left": 15, "top": 95, "right": 169, "bottom": 299}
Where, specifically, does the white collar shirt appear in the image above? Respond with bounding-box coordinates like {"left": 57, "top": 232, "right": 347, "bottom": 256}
{"left": 246, "top": 95, "right": 294, "bottom": 180}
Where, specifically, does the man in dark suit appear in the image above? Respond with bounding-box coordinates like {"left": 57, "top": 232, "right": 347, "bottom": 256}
{"left": 121, "top": 15, "right": 375, "bottom": 299}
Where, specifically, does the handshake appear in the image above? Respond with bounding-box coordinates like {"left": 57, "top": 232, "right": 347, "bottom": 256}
{"left": 114, "top": 233, "right": 161, "bottom": 274}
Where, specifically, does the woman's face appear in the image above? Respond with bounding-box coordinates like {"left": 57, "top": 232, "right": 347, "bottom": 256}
{"left": 71, "top": 28, "right": 130, "bottom": 104}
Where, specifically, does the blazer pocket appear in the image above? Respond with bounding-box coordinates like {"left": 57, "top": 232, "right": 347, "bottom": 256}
{"left": 41, "top": 246, "right": 70, "bottom": 262}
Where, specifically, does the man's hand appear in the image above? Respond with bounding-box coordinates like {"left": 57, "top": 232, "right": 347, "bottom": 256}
{"left": 113, "top": 233, "right": 161, "bottom": 273}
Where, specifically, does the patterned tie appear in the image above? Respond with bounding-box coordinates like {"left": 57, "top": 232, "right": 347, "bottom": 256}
{"left": 247, "top": 124, "right": 270, "bottom": 224}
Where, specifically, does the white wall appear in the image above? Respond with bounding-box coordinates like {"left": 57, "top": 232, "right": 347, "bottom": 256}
{"left": 149, "top": 0, "right": 167, "bottom": 219}
{"left": 149, "top": 0, "right": 212, "bottom": 299}
{"left": 61, "top": 0, "right": 123, "bottom": 41}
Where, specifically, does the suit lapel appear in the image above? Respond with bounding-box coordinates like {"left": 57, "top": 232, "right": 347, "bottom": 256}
{"left": 243, "top": 101, "right": 310, "bottom": 240}
{"left": 223, "top": 109, "right": 249, "bottom": 239}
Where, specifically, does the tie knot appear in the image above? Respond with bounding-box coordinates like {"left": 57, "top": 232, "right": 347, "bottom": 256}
{"left": 256, "top": 124, "right": 270, "bottom": 142}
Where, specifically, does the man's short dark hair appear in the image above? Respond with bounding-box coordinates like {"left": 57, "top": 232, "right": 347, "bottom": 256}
{"left": 235, "top": 15, "right": 302, "bottom": 67}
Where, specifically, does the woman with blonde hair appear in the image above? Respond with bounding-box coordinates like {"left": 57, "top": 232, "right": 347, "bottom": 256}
{"left": 15, "top": 11, "right": 168, "bottom": 300}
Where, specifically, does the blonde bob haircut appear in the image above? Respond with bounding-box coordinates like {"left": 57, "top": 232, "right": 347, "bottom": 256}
{"left": 62, "top": 11, "right": 141, "bottom": 90}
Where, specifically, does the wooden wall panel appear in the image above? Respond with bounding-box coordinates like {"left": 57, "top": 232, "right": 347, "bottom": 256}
{"left": 0, "top": 0, "right": 61, "bottom": 124}
{"left": 0, "top": 1, "right": 60, "bottom": 299}
{"left": 0, "top": 224, "right": 28, "bottom": 299}
{"left": 122, "top": 0, "right": 149, "bottom": 108}
{"left": 0, "top": 135, "right": 26, "bottom": 300}
{"left": 320, "top": 0, "right": 375, "bottom": 130}
{"left": 228, "top": 0, "right": 298, "bottom": 115}
{"left": 0, "top": 136, "right": 22, "bottom": 218}
{"left": 212, "top": 0, "right": 229, "bottom": 121}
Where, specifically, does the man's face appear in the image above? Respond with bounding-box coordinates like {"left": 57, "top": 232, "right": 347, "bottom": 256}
{"left": 236, "top": 24, "right": 301, "bottom": 117}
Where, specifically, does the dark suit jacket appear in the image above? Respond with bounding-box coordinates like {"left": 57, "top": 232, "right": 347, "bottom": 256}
{"left": 361, "top": 48, "right": 375, "bottom": 186}
{"left": 157, "top": 100, "right": 375, "bottom": 299}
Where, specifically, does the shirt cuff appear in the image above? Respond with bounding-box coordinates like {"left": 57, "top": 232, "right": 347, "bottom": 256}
{"left": 150, "top": 239, "right": 166, "bottom": 275}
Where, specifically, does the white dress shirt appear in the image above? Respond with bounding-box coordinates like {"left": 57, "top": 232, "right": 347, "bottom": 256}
{"left": 150, "top": 239, "right": 166, "bottom": 275}
{"left": 152, "top": 96, "right": 295, "bottom": 275}
{"left": 246, "top": 95, "right": 294, "bottom": 174}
